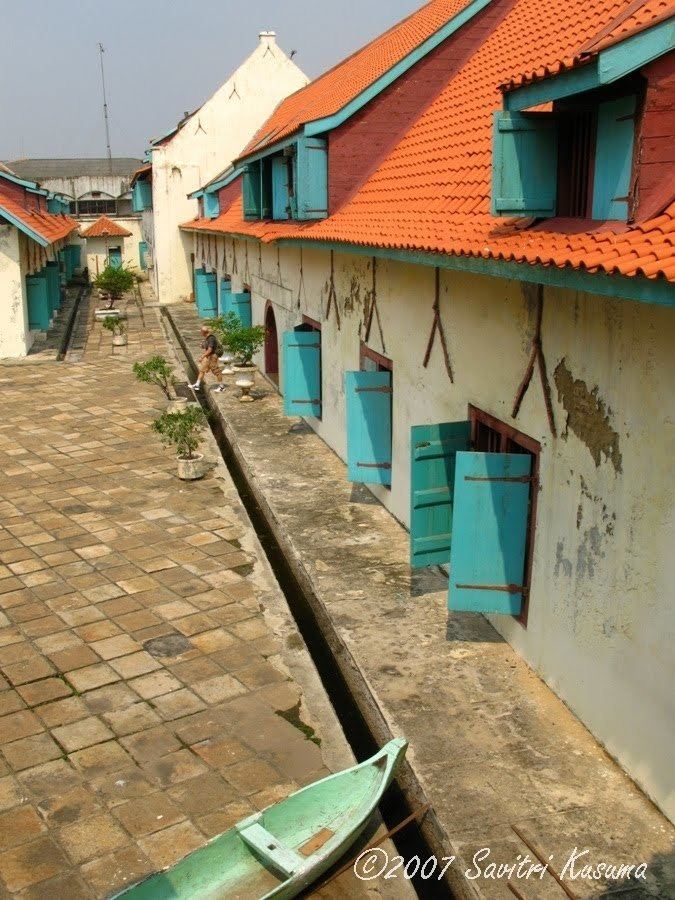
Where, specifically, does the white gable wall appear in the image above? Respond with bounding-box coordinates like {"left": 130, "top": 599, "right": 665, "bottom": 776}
{"left": 150, "top": 33, "right": 307, "bottom": 305}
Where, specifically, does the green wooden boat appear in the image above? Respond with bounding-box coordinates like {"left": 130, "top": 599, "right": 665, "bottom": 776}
{"left": 115, "top": 738, "right": 407, "bottom": 900}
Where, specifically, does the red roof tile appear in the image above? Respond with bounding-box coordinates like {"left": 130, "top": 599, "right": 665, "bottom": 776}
{"left": 80, "top": 216, "right": 132, "bottom": 238}
{"left": 243, "top": 0, "right": 475, "bottom": 154}
{"left": 0, "top": 183, "right": 78, "bottom": 246}
{"left": 183, "top": 0, "right": 675, "bottom": 285}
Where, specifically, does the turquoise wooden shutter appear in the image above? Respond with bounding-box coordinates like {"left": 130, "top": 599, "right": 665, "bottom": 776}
{"left": 491, "top": 111, "right": 557, "bottom": 217}
{"left": 282, "top": 330, "right": 321, "bottom": 417}
{"left": 58, "top": 249, "right": 67, "bottom": 285}
{"left": 139, "top": 241, "right": 148, "bottom": 270}
{"left": 47, "top": 198, "right": 59, "bottom": 213}
{"left": 296, "top": 136, "right": 328, "bottom": 220}
{"left": 219, "top": 278, "right": 232, "bottom": 315}
{"left": 195, "top": 269, "right": 217, "bottom": 317}
{"left": 243, "top": 163, "right": 262, "bottom": 219}
{"left": 108, "top": 248, "right": 122, "bottom": 269}
{"left": 592, "top": 95, "right": 635, "bottom": 221}
{"left": 272, "top": 157, "right": 290, "bottom": 220}
{"left": 345, "top": 371, "right": 392, "bottom": 486}
{"left": 410, "top": 421, "right": 470, "bottom": 568}
{"left": 45, "top": 262, "right": 61, "bottom": 313}
{"left": 204, "top": 191, "right": 220, "bottom": 219}
{"left": 26, "top": 273, "right": 50, "bottom": 330}
{"left": 232, "top": 292, "right": 252, "bottom": 327}
{"left": 448, "top": 451, "right": 532, "bottom": 615}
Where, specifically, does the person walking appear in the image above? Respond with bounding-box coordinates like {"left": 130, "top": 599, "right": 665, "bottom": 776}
{"left": 190, "top": 325, "right": 226, "bottom": 392}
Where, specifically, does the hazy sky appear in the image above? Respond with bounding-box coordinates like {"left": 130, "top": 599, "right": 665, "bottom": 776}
{"left": 1, "top": 0, "right": 422, "bottom": 161}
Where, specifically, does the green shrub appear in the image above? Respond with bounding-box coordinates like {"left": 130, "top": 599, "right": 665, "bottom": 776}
{"left": 133, "top": 355, "right": 177, "bottom": 400}
{"left": 151, "top": 406, "right": 207, "bottom": 460}
{"left": 101, "top": 316, "right": 126, "bottom": 335}
{"left": 206, "top": 314, "right": 266, "bottom": 364}
{"left": 94, "top": 265, "right": 135, "bottom": 303}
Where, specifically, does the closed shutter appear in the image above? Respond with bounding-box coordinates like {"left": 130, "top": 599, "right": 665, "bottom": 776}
{"left": 272, "top": 157, "right": 290, "bottom": 220}
{"left": 296, "top": 136, "right": 328, "bottom": 220}
{"left": 592, "top": 95, "right": 635, "bottom": 221}
{"left": 26, "top": 273, "right": 50, "bottom": 331}
{"left": 282, "top": 330, "right": 321, "bottom": 418}
{"left": 232, "top": 292, "right": 252, "bottom": 327}
{"left": 45, "top": 262, "right": 61, "bottom": 313}
{"left": 491, "top": 111, "right": 557, "bottom": 217}
{"left": 410, "top": 421, "right": 470, "bottom": 568}
{"left": 195, "top": 269, "right": 217, "bottom": 317}
{"left": 139, "top": 242, "right": 148, "bottom": 270}
{"left": 448, "top": 451, "right": 532, "bottom": 615}
{"left": 345, "top": 371, "right": 392, "bottom": 486}
{"left": 219, "top": 278, "right": 232, "bottom": 316}
{"left": 204, "top": 191, "right": 220, "bottom": 219}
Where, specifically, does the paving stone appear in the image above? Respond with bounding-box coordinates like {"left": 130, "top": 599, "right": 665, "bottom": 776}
{"left": 68, "top": 741, "right": 133, "bottom": 777}
{"left": 90, "top": 634, "right": 141, "bottom": 661}
{"left": 36, "top": 785, "right": 102, "bottom": 826}
{"left": 58, "top": 812, "right": 129, "bottom": 864}
{"left": 128, "top": 670, "right": 180, "bottom": 699}
{"left": 2, "top": 656, "right": 55, "bottom": 686}
{"left": 137, "top": 820, "right": 203, "bottom": 869}
{"left": 0, "top": 803, "right": 45, "bottom": 852}
{"left": 35, "top": 696, "right": 89, "bottom": 728}
{"left": 166, "top": 772, "right": 237, "bottom": 817}
{"left": 0, "top": 775, "right": 27, "bottom": 811}
{"left": 80, "top": 845, "right": 154, "bottom": 896}
{"left": 66, "top": 663, "right": 120, "bottom": 692}
{"left": 13, "top": 870, "right": 92, "bottom": 900}
{"left": 140, "top": 749, "right": 209, "bottom": 788}
{"left": 0, "top": 690, "right": 26, "bottom": 719}
{"left": 2, "top": 732, "right": 62, "bottom": 771}
{"left": 49, "top": 645, "right": 99, "bottom": 672}
{"left": 0, "top": 710, "right": 44, "bottom": 744}
{"left": 109, "top": 651, "right": 161, "bottom": 679}
{"left": 192, "top": 674, "right": 247, "bottom": 704}
{"left": 17, "top": 677, "right": 72, "bottom": 706}
{"left": 52, "top": 716, "right": 115, "bottom": 752}
{"left": 222, "top": 758, "right": 283, "bottom": 796}
{"left": 0, "top": 835, "right": 69, "bottom": 891}
{"left": 120, "top": 727, "right": 181, "bottom": 763}
{"left": 82, "top": 683, "right": 138, "bottom": 715}
{"left": 17, "top": 760, "right": 82, "bottom": 800}
{"left": 196, "top": 800, "right": 256, "bottom": 839}
{"left": 150, "top": 689, "right": 206, "bottom": 721}
{"left": 191, "top": 735, "right": 251, "bottom": 770}
{"left": 168, "top": 656, "right": 222, "bottom": 684}
{"left": 113, "top": 792, "right": 185, "bottom": 836}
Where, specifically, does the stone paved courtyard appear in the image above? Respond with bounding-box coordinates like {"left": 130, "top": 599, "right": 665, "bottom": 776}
{"left": 0, "top": 291, "right": 401, "bottom": 898}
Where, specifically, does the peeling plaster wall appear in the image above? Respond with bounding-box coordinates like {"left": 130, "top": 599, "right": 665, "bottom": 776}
{"left": 0, "top": 225, "right": 31, "bottom": 358}
{"left": 83, "top": 219, "right": 142, "bottom": 279}
{"left": 206, "top": 234, "right": 675, "bottom": 819}
{"left": 150, "top": 35, "right": 308, "bottom": 307}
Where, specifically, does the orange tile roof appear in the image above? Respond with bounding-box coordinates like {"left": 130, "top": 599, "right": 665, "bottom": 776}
{"left": 243, "top": 0, "right": 474, "bottom": 154}
{"left": 501, "top": 0, "right": 675, "bottom": 90}
{"left": 80, "top": 216, "right": 132, "bottom": 238}
{"left": 183, "top": 0, "right": 675, "bottom": 285}
{"left": 0, "top": 184, "right": 78, "bottom": 246}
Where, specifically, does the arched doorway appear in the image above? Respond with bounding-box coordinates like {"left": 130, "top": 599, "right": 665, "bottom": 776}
{"left": 264, "top": 303, "right": 279, "bottom": 386}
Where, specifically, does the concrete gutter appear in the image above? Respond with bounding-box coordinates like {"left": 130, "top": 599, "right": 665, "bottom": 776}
{"left": 166, "top": 304, "right": 675, "bottom": 900}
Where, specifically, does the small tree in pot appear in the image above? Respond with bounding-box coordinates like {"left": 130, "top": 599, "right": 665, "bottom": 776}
{"left": 151, "top": 406, "right": 208, "bottom": 480}
{"left": 94, "top": 264, "right": 136, "bottom": 313}
{"left": 102, "top": 316, "right": 127, "bottom": 346}
{"left": 225, "top": 323, "right": 266, "bottom": 371}
{"left": 132, "top": 356, "right": 185, "bottom": 410}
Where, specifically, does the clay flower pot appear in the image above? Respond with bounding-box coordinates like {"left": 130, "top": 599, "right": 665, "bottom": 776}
{"left": 167, "top": 397, "right": 188, "bottom": 413}
{"left": 177, "top": 453, "right": 204, "bottom": 481}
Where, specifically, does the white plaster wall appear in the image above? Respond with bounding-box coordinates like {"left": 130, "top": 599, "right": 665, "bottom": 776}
{"left": 213, "top": 234, "right": 675, "bottom": 821}
{"left": 34, "top": 174, "right": 133, "bottom": 204}
{"left": 151, "top": 34, "right": 307, "bottom": 306}
{"left": 84, "top": 218, "right": 143, "bottom": 278}
{"left": 0, "top": 225, "right": 31, "bottom": 358}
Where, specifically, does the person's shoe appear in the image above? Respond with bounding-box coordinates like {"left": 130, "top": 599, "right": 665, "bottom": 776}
{"left": 214, "top": 384, "right": 226, "bottom": 393}
{"left": 189, "top": 381, "right": 201, "bottom": 391}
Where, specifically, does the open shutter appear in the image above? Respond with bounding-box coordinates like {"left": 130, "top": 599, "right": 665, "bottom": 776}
{"left": 296, "top": 136, "right": 328, "bottom": 220}
{"left": 204, "top": 191, "right": 220, "bottom": 219}
{"left": 272, "top": 157, "right": 290, "bottom": 220}
{"left": 26, "top": 273, "right": 50, "bottom": 331}
{"left": 410, "top": 421, "right": 470, "bottom": 568}
{"left": 232, "top": 292, "right": 252, "bottom": 327}
{"left": 195, "top": 269, "right": 217, "bottom": 317}
{"left": 491, "top": 111, "right": 557, "bottom": 217}
{"left": 592, "top": 95, "right": 635, "bottom": 221}
{"left": 219, "top": 278, "right": 232, "bottom": 316}
{"left": 243, "top": 162, "right": 262, "bottom": 219}
{"left": 448, "top": 451, "right": 532, "bottom": 615}
{"left": 345, "top": 371, "right": 392, "bottom": 486}
{"left": 282, "top": 330, "right": 321, "bottom": 418}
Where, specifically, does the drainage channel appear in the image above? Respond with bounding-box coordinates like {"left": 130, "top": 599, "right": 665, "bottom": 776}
{"left": 163, "top": 310, "right": 452, "bottom": 900}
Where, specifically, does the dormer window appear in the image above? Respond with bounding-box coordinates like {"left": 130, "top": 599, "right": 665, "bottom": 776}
{"left": 242, "top": 135, "right": 328, "bottom": 222}
{"left": 492, "top": 87, "right": 638, "bottom": 222}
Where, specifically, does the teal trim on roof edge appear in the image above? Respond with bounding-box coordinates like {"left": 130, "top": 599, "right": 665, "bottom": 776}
{"left": 189, "top": 165, "right": 246, "bottom": 200}
{"left": 0, "top": 205, "right": 49, "bottom": 246}
{"left": 278, "top": 239, "right": 675, "bottom": 307}
{"left": 0, "top": 170, "right": 47, "bottom": 195}
{"left": 505, "top": 16, "right": 675, "bottom": 111}
{"left": 305, "top": 0, "right": 493, "bottom": 138}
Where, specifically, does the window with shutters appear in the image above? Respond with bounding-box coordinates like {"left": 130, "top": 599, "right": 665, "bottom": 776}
{"left": 468, "top": 406, "right": 539, "bottom": 626}
{"left": 492, "top": 84, "right": 640, "bottom": 222}
{"left": 343, "top": 345, "right": 393, "bottom": 488}
{"left": 282, "top": 322, "right": 322, "bottom": 419}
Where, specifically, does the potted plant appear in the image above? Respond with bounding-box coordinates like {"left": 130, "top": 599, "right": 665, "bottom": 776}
{"left": 93, "top": 264, "right": 136, "bottom": 317}
{"left": 132, "top": 355, "right": 186, "bottom": 411}
{"left": 226, "top": 324, "right": 266, "bottom": 374}
{"left": 102, "top": 316, "right": 127, "bottom": 346}
{"left": 151, "top": 406, "right": 208, "bottom": 480}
